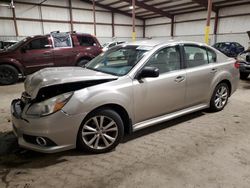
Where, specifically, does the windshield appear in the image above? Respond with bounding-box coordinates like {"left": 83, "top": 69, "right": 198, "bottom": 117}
{"left": 86, "top": 45, "right": 150, "bottom": 76}
{"left": 7, "top": 37, "right": 29, "bottom": 50}
{"left": 102, "top": 42, "right": 111, "bottom": 48}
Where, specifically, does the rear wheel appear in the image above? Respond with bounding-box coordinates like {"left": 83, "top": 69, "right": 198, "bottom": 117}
{"left": 0, "top": 65, "right": 19, "bottom": 85}
{"left": 240, "top": 72, "right": 249, "bottom": 80}
{"left": 209, "top": 83, "right": 229, "bottom": 112}
{"left": 77, "top": 59, "right": 90, "bottom": 67}
{"left": 77, "top": 109, "right": 124, "bottom": 153}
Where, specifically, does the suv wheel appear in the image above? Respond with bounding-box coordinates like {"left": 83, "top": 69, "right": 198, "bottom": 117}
{"left": 240, "top": 72, "right": 249, "bottom": 80}
{"left": 77, "top": 109, "right": 124, "bottom": 153}
{"left": 77, "top": 59, "right": 90, "bottom": 67}
{"left": 209, "top": 83, "right": 229, "bottom": 112}
{"left": 0, "top": 65, "right": 19, "bottom": 85}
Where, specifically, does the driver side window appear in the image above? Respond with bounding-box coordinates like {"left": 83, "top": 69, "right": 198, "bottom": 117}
{"left": 26, "top": 37, "right": 49, "bottom": 50}
{"left": 145, "top": 46, "right": 181, "bottom": 74}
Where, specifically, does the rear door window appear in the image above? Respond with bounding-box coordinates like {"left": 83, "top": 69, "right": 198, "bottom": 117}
{"left": 184, "top": 45, "right": 209, "bottom": 68}
{"left": 77, "top": 36, "right": 96, "bottom": 46}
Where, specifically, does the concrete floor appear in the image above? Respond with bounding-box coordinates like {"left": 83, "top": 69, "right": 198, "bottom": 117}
{"left": 0, "top": 79, "right": 250, "bottom": 188}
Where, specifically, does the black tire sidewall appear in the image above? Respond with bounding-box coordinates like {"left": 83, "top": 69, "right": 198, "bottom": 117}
{"left": 77, "top": 109, "right": 124, "bottom": 153}
{"left": 240, "top": 72, "right": 249, "bottom": 80}
{"left": 77, "top": 59, "right": 90, "bottom": 67}
{"left": 0, "top": 65, "right": 19, "bottom": 85}
{"left": 210, "top": 83, "right": 229, "bottom": 112}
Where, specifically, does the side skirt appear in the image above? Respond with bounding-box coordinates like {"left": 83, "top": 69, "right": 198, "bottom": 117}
{"left": 133, "top": 104, "right": 209, "bottom": 132}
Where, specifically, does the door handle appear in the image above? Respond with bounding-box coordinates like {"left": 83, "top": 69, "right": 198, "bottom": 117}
{"left": 43, "top": 52, "right": 51, "bottom": 56}
{"left": 210, "top": 68, "right": 218, "bottom": 73}
{"left": 175, "top": 76, "right": 185, "bottom": 83}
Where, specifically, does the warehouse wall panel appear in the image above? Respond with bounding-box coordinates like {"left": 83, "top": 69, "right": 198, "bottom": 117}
{"left": 41, "top": 7, "right": 70, "bottom": 21}
{"left": 96, "top": 25, "right": 112, "bottom": 37}
{"left": 43, "top": 0, "right": 69, "bottom": 7}
{"left": 146, "top": 25, "right": 171, "bottom": 38}
{"left": 219, "top": 4, "right": 250, "bottom": 16}
{"left": 43, "top": 22, "right": 71, "bottom": 34}
{"left": 175, "top": 20, "right": 214, "bottom": 36}
{"left": 146, "top": 17, "right": 171, "bottom": 25}
{"left": 0, "top": 20, "right": 16, "bottom": 36}
{"left": 15, "top": 3, "right": 40, "bottom": 19}
{"left": 96, "top": 12, "right": 112, "bottom": 24}
{"left": 114, "top": 14, "right": 143, "bottom": 25}
{"left": 73, "top": 24, "right": 94, "bottom": 34}
{"left": 72, "top": 9, "right": 93, "bottom": 22}
{"left": 17, "top": 20, "right": 42, "bottom": 36}
{"left": 0, "top": 7, "right": 12, "bottom": 17}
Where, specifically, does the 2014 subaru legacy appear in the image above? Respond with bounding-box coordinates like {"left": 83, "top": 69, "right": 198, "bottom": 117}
{"left": 11, "top": 40, "right": 239, "bottom": 153}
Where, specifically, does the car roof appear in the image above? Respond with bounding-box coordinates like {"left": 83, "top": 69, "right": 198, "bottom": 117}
{"left": 125, "top": 40, "right": 207, "bottom": 48}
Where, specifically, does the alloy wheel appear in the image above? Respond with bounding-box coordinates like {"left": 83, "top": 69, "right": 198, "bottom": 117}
{"left": 81, "top": 115, "right": 118, "bottom": 150}
{"left": 214, "top": 85, "right": 228, "bottom": 109}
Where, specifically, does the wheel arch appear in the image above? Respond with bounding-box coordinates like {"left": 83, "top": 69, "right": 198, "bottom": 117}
{"left": 0, "top": 62, "right": 24, "bottom": 75}
{"left": 217, "top": 79, "right": 232, "bottom": 96}
{"left": 81, "top": 103, "right": 132, "bottom": 135}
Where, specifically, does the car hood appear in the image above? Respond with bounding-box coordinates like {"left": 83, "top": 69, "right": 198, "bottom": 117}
{"left": 24, "top": 67, "right": 118, "bottom": 99}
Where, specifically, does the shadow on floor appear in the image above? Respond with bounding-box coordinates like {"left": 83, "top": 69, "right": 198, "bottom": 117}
{"left": 0, "top": 110, "right": 205, "bottom": 169}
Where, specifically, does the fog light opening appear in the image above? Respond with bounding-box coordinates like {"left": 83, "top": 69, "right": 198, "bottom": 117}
{"left": 36, "top": 137, "right": 47, "bottom": 146}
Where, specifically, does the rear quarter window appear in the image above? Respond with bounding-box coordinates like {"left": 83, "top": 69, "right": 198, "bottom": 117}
{"left": 77, "top": 36, "right": 96, "bottom": 46}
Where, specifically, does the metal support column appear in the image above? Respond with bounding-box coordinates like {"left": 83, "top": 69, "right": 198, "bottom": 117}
{"left": 112, "top": 12, "right": 115, "bottom": 38}
{"left": 132, "top": 0, "right": 136, "bottom": 41}
{"left": 204, "top": 0, "right": 213, "bottom": 44}
{"left": 12, "top": 7, "right": 18, "bottom": 36}
{"left": 93, "top": 0, "right": 97, "bottom": 36}
{"left": 171, "top": 16, "right": 174, "bottom": 38}
{"left": 213, "top": 9, "right": 219, "bottom": 43}
{"left": 69, "top": 0, "right": 73, "bottom": 32}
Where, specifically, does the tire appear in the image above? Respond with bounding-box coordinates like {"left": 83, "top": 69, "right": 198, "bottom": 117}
{"left": 240, "top": 72, "right": 249, "bottom": 80}
{"left": 77, "top": 109, "right": 124, "bottom": 153}
{"left": 209, "top": 83, "right": 229, "bottom": 112}
{"left": 76, "top": 59, "right": 90, "bottom": 67}
{"left": 0, "top": 65, "right": 19, "bottom": 85}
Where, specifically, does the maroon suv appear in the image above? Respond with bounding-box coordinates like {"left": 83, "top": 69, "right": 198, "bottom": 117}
{"left": 0, "top": 31, "right": 102, "bottom": 85}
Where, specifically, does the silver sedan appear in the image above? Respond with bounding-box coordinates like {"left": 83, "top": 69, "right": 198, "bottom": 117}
{"left": 11, "top": 40, "right": 239, "bottom": 153}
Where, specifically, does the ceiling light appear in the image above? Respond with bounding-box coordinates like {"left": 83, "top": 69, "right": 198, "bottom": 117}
{"left": 129, "top": 5, "right": 133, "bottom": 9}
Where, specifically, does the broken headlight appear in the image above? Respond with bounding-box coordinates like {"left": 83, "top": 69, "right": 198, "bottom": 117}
{"left": 26, "top": 92, "right": 73, "bottom": 117}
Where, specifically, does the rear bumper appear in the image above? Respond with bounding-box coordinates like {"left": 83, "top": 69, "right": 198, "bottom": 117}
{"left": 11, "top": 99, "right": 85, "bottom": 153}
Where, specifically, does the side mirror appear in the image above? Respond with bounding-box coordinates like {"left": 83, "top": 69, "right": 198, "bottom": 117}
{"left": 137, "top": 66, "right": 159, "bottom": 80}
{"left": 21, "top": 46, "right": 27, "bottom": 53}
{"left": 246, "top": 54, "right": 250, "bottom": 62}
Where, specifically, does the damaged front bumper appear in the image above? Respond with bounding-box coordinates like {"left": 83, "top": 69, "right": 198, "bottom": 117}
{"left": 11, "top": 99, "right": 85, "bottom": 153}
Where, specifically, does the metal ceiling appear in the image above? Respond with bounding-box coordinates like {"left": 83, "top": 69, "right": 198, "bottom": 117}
{"left": 82, "top": 0, "right": 250, "bottom": 20}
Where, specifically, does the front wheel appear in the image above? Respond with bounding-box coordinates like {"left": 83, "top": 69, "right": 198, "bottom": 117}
{"left": 0, "top": 65, "right": 19, "bottom": 85}
{"left": 209, "top": 83, "right": 229, "bottom": 112}
{"left": 77, "top": 109, "right": 124, "bottom": 153}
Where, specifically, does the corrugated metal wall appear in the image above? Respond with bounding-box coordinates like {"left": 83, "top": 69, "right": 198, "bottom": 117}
{"left": 0, "top": 1, "right": 249, "bottom": 47}
{"left": 145, "top": 4, "right": 250, "bottom": 48}
{"left": 0, "top": 0, "right": 143, "bottom": 44}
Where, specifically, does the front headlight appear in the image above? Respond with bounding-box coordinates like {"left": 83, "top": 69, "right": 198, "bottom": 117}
{"left": 26, "top": 92, "right": 73, "bottom": 117}
{"left": 237, "top": 53, "right": 246, "bottom": 62}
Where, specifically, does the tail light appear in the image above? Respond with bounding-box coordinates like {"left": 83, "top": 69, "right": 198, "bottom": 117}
{"left": 234, "top": 61, "right": 240, "bottom": 69}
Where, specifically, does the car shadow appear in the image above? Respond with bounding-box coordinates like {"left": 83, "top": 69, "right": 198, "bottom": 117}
{"left": 0, "top": 110, "right": 205, "bottom": 169}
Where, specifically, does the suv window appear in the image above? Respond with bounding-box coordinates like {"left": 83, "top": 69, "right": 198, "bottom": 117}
{"left": 27, "top": 37, "right": 49, "bottom": 50}
{"left": 145, "top": 46, "right": 181, "bottom": 74}
{"left": 184, "top": 45, "right": 209, "bottom": 68}
{"left": 77, "top": 36, "right": 96, "bottom": 46}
